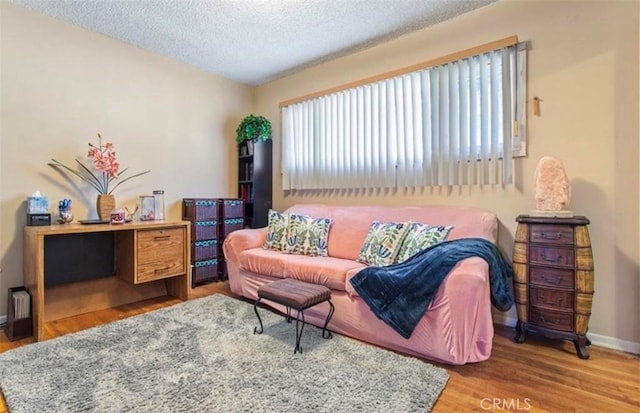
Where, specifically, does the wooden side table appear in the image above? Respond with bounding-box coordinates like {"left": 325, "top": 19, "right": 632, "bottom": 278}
{"left": 512, "top": 215, "right": 594, "bottom": 359}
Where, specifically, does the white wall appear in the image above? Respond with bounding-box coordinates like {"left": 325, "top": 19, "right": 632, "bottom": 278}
{"left": 255, "top": 0, "right": 640, "bottom": 349}
{"left": 0, "top": 3, "right": 253, "bottom": 315}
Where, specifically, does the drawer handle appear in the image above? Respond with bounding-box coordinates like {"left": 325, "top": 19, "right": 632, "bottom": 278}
{"left": 154, "top": 266, "right": 171, "bottom": 274}
{"left": 540, "top": 232, "right": 562, "bottom": 240}
{"left": 538, "top": 294, "right": 564, "bottom": 306}
{"left": 154, "top": 235, "right": 171, "bottom": 241}
{"left": 539, "top": 274, "right": 560, "bottom": 284}
{"left": 540, "top": 252, "right": 563, "bottom": 263}
{"left": 539, "top": 315, "right": 559, "bottom": 325}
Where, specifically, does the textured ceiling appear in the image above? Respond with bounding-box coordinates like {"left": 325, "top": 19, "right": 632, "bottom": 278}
{"left": 12, "top": 0, "right": 497, "bottom": 86}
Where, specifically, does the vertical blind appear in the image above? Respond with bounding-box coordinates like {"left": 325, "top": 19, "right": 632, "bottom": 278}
{"left": 282, "top": 43, "right": 526, "bottom": 190}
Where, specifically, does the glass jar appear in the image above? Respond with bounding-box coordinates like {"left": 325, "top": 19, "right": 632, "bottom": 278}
{"left": 139, "top": 196, "right": 155, "bottom": 221}
{"left": 153, "top": 190, "right": 165, "bottom": 221}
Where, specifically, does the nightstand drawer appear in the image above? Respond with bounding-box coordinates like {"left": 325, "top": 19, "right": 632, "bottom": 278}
{"left": 530, "top": 287, "right": 574, "bottom": 309}
{"left": 530, "top": 225, "right": 574, "bottom": 245}
{"left": 530, "top": 266, "right": 574, "bottom": 289}
{"left": 530, "top": 245, "right": 574, "bottom": 267}
{"left": 529, "top": 307, "right": 573, "bottom": 331}
{"left": 137, "top": 228, "right": 185, "bottom": 283}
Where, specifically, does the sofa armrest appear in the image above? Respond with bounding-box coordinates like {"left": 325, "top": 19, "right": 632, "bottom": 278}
{"left": 435, "top": 257, "right": 490, "bottom": 309}
{"left": 223, "top": 228, "right": 268, "bottom": 263}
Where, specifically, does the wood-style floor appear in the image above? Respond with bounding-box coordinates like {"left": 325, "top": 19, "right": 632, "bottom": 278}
{"left": 1, "top": 282, "right": 638, "bottom": 413}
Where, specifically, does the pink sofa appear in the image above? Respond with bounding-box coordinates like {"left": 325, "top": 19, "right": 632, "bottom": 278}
{"left": 223, "top": 204, "right": 499, "bottom": 365}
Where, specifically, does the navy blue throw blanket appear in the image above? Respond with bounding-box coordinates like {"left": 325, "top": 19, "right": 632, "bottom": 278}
{"left": 349, "top": 238, "right": 514, "bottom": 339}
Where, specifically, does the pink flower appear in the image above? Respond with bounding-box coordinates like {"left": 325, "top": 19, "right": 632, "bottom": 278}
{"left": 88, "top": 136, "right": 121, "bottom": 179}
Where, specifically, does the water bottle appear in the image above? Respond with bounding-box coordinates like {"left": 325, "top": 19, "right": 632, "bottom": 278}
{"left": 153, "top": 190, "right": 165, "bottom": 220}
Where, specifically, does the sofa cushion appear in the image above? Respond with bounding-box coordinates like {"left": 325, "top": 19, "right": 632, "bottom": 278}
{"left": 357, "top": 221, "right": 411, "bottom": 266}
{"left": 263, "top": 209, "right": 289, "bottom": 251}
{"left": 239, "top": 248, "right": 290, "bottom": 279}
{"left": 283, "top": 255, "right": 366, "bottom": 291}
{"left": 395, "top": 223, "right": 454, "bottom": 263}
{"left": 281, "top": 213, "right": 333, "bottom": 256}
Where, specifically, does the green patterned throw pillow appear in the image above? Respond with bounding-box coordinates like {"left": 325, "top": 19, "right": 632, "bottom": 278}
{"left": 395, "top": 222, "right": 454, "bottom": 263}
{"left": 357, "top": 221, "right": 411, "bottom": 266}
{"left": 281, "top": 213, "right": 333, "bottom": 256}
{"left": 263, "top": 209, "right": 289, "bottom": 250}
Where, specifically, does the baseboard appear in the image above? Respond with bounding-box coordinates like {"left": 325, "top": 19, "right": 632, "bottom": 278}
{"left": 0, "top": 315, "right": 6, "bottom": 326}
{"left": 493, "top": 314, "right": 640, "bottom": 355}
{"left": 493, "top": 313, "right": 517, "bottom": 328}
{"left": 587, "top": 332, "right": 640, "bottom": 356}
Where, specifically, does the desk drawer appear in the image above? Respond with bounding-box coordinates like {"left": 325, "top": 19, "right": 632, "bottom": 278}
{"left": 137, "top": 228, "right": 185, "bottom": 283}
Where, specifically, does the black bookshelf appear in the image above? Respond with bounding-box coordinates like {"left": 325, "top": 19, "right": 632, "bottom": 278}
{"left": 238, "top": 139, "right": 272, "bottom": 228}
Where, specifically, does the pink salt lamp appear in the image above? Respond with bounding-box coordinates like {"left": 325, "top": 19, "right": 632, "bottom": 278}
{"left": 530, "top": 156, "right": 574, "bottom": 217}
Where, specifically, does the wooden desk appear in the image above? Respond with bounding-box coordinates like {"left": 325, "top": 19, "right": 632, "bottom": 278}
{"left": 24, "top": 220, "right": 191, "bottom": 341}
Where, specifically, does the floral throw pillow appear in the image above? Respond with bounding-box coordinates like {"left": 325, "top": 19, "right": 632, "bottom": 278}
{"left": 263, "top": 209, "right": 289, "bottom": 250}
{"left": 357, "top": 221, "right": 411, "bottom": 266}
{"left": 395, "top": 222, "right": 454, "bottom": 263}
{"left": 281, "top": 213, "right": 333, "bottom": 256}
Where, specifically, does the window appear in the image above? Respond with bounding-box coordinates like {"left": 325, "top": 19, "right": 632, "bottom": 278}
{"left": 281, "top": 41, "right": 527, "bottom": 190}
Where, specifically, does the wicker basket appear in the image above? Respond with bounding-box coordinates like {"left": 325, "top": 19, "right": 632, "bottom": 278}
{"left": 219, "top": 199, "right": 244, "bottom": 218}
{"left": 192, "top": 259, "right": 218, "bottom": 285}
{"left": 192, "top": 220, "right": 217, "bottom": 241}
{"left": 192, "top": 239, "right": 218, "bottom": 261}
{"left": 183, "top": 199, "right": 219, "bottom": 221}
{"left": 219, "top": 218, "right": 244, "bottom": 237}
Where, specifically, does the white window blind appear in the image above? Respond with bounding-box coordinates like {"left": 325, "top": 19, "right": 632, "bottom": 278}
{"left": 282, "top": 43, "right": 526, "bottom": 190}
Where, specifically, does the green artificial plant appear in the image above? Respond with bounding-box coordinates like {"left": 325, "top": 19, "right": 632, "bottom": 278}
{"left": 235, "top": 114, "right": 272, "bottom": 144}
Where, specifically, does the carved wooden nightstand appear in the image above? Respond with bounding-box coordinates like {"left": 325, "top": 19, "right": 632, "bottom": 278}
{"left": 512, "top": 215, "right": 594, "bottom": 359}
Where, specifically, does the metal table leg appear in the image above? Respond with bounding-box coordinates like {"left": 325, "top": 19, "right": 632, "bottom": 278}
{"left": 253, "top": 296, "right": 334, "bottom": 354}
{"left": 294, "top": 309, "right": 306, "bottom": 354}
{"left": 253, "top": 298, "right": 264, "bottom": 335}
{"left": 321, "top": 300, "right": 335, "bottom": 339}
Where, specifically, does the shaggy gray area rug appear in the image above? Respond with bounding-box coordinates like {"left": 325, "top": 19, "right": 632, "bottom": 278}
{"left": 0, "top": 294, "right": 448, "bottom": 412}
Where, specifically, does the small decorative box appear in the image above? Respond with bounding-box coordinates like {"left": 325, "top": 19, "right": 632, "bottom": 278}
{"left": 110, "top": 209, "right": 126, "bottom": 225}
{"left": 27, "top": 213, "right": 51, "bottom": 226}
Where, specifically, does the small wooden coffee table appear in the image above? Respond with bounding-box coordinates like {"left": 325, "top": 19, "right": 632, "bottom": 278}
{"left": 253, "top": 278, "right": 335, "bottom": 354}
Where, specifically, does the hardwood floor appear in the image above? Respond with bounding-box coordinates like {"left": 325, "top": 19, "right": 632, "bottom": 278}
{"left": 1, "top": 281, "right": 638, "bottom": 412}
